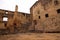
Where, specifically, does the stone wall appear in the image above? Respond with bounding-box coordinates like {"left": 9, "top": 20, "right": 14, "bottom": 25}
{"left": 30, "top": 0, "right": 60, "bottom": 32}
{"left": 0, "top": 9, "right": 30, "bottom": 33}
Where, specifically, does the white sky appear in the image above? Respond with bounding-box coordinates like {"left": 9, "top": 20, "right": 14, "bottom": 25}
{"left": 0, "top": 0, "right": 38, "bottom": 13}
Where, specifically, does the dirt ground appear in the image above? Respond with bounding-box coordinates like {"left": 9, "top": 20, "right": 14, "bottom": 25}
{"left": 0, "top": 33, "right": 60, "bottom": 40}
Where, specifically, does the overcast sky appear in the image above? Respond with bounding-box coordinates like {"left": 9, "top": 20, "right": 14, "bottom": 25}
{"left": 0, "top": 0, "right": 38, "bottom": 13}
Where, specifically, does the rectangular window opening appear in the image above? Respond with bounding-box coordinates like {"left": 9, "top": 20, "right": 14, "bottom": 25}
{"left": 57, "top": 9, "right": 60, "bottom": 13}
{"left": 45, "top": 14, "right": 49, "bottom": 18}
{"left": 3, "top": 17, "right": 8, "bottom": 22}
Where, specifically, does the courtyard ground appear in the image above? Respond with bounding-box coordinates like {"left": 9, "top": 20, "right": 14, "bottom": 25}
{"left": 0, "top": 33, "right": 60, "bottom": 40}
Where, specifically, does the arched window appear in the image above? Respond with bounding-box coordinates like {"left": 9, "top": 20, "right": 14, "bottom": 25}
{"left": 6, "top": 12, "right": 8, "bottom": 14}
{"left": 33, "top": 20, "right": 37, "bottom": 25}
{"left": 54, "top": 0, "right": 59, "bottom": 5}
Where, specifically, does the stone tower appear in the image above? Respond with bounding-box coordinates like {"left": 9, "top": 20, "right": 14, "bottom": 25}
{"left": 6, "top": 5, "right": 19, "bottom": 33}
{"left": 14, "top": 5, "right": 18, "bottom": 20}
{"left": 15, "top": 5, "right": 18, "bottom": 11}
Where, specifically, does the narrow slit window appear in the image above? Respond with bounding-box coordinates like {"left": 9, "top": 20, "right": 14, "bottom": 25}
{"left": 39, "top": 16, "right": 40, "bottom": 19}
{"left": 38, "top": 11, "right": 40, "bottom": 14}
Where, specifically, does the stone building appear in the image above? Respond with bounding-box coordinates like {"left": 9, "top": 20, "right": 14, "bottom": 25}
{"left": 0, "top": 0, "right": 60, "bottom": 33}
{"left": 30, "top": 0, "right": 60, "bottom": 32}
{"left": 0, "top": 5, "right": 31, "bottom": 33}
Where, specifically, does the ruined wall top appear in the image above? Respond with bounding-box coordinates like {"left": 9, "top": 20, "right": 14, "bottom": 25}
{"left": 15, "top": 5, "right": 18, "bottom": 12}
